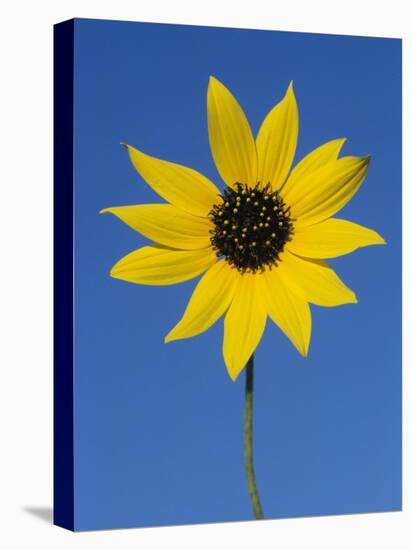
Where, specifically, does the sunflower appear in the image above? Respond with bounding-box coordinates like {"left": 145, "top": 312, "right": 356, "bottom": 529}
{"left": 102, "top": 76, "right": 385, "bottom": 520}
{"left": 102, "top": 76, "right": 384, "bottom": 382}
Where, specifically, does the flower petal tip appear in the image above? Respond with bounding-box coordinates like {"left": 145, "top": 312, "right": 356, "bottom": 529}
{"left": 224, "top": 358, "right": 241, "bottom": 382}
{"left": 333, "top": 137, "right": 347, "bottom": 157}
{"left": 208, "top": 75, "right": 219, "bottom": 88}
{"left": 99, "top": 207, "right": 115, "bottom": 216}
{"left": 164, "top": 332, "right": 174, "bottom": 344}
{"left": 285, "top": 81, "right": 296, "bottom": 99}
{"left": 365, "top": 229, "right": 386, "bottom": 247}
{"left": 109, "top": 266, "right": 119, "bottom": 278}
{"left": 227, "top": 369, "right": 239, "bottom": 382}
{"left": 164, "top": 326, "right": 183, "bottom": 343}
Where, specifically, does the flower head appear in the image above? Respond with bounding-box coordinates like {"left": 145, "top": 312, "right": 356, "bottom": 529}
{"left": 101, "top": 76, "right": 385, "bottom": 381}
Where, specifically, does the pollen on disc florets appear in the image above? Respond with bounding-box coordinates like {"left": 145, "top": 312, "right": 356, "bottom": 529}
{"left": 209, "top": 183, "right": 294, "bottom": 273}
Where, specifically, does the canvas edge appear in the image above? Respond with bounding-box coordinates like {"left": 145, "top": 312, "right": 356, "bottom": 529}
{"left": 53, "top": 18, "right": 75, "bottom": 532}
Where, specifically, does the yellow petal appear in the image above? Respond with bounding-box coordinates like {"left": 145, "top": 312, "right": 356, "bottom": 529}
{"left": 262, "top": 267, "right": 311, "bottom": 356}
{"left": 101, "top": 204, "right": 213, "bottom": 250}
{"left": 110, "top": 244, "right": 217, "bottom": 286}
{"left": 223, "top": 273, "right": 266, "bottom": 381}
{"left": 256, "top": 82, "right": 298, "bottom": 190}
{"left": 207, "top": 76, "right": 257, "bottom": 188}
{"left": 288, "top": 218, "right": 386, "bottom": 258}
{"left": 124, "top": 144, "right": 220, "bottom": 217}
{"left": 284, "top": 155, "right": 370, "bottom": 227}
{"left": 282, "top": 138, "right": 346, "bottom": 195}
{"left": 277, "top": 249, "right": 357, "bottom": 306}
{"left": 165, "top": 260, "right": 238, "bottom": 342}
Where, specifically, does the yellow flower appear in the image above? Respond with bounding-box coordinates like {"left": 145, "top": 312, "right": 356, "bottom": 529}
{"left": 102, "top": 76, "right": 385, "bottom": 381}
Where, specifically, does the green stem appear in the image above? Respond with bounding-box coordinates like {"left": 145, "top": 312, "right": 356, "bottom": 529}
{"left": 244, "top": 353, "right": 264, "bottom": 519}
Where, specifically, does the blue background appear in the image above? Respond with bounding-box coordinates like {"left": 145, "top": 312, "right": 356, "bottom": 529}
{"left": 73, "top": 19, "right": 401, "bottom": 530}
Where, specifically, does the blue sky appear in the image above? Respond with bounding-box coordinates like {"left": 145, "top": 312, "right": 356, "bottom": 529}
{"left": 73, "top": 19, "right": 401, "bottom": 530}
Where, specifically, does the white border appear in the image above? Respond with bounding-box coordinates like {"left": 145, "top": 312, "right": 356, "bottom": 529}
{"left": 0, "top": 1, "right": 409, "bottom": 548}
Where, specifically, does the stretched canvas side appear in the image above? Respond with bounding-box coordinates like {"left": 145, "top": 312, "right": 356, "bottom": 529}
{"left": 53, "top": 19, "right": 75, "bottom": 532}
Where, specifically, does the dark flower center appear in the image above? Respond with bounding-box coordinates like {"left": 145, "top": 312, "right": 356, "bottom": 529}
{"left": 209, "top": 183, "right": 293, "bottom": 273}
